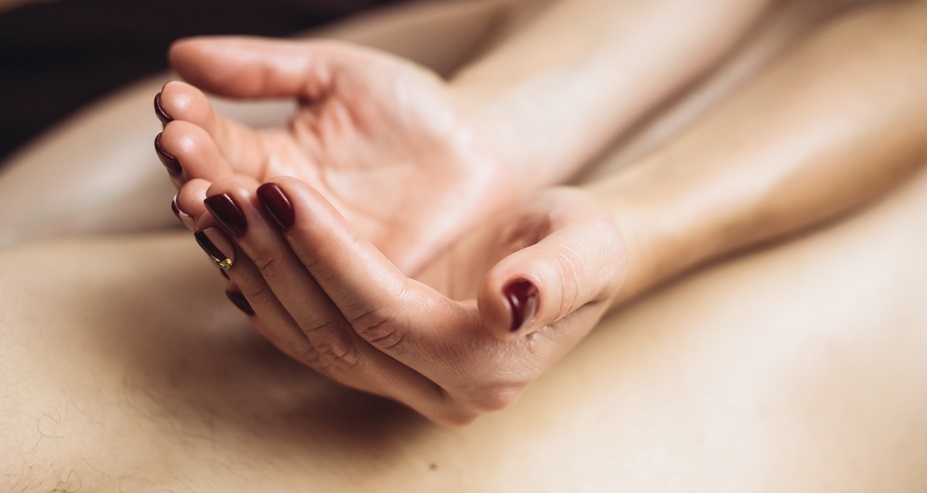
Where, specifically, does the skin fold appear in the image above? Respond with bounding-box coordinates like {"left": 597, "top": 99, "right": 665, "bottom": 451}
{"left": 1, "top": 0, "right": 925, "bottom": 489}
{"left": 170, "top": 0, "right": 927, "bottom": 423}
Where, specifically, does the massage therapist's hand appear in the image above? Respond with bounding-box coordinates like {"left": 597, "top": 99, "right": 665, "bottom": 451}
{"left": 156, "top": 37, "right": 512, "bottom": 274}
{"left": 188, "top": 176, "right": 627, "bottom": 426}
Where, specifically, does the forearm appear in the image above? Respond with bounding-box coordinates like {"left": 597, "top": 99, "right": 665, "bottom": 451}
{"left": 452, "top": 0, "right": 772, "bottom": 189}
{"left": 590, "top": 1, "right": 927, "bottom": 306}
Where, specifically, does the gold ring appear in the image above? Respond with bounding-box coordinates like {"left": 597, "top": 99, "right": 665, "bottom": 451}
{"left": 212, "top": 255, "right": 234, "bottom": 271}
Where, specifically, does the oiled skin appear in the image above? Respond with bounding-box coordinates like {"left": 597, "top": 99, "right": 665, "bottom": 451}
{"left": 2, "top": 0, "right": 926, "bottom": 490}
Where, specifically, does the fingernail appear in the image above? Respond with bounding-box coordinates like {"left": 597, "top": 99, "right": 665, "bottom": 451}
{"left": 154, "top": 133, "right": 182, "bottom": 176}
{"left": 154, "top": 92, "right": 173, "bottom": 126}
{"left": 503, "top": 278, "right": 539, "bottom": 332}
{"left": 204, "top": 193, "right": 248, "bottom": 237}
{"left": 171, "top": 196, "right": 182, "bottom": 219}
{"left": 194, "top": 227, "right": 235, "bottom": 271}
{"left": 172, "top": 195, "right": 196, "bottom": 229}
{"left": 226, "top": 289, "right": 255, "bottom": 316}
{"left": 257, "top": 182, "right": 295, "bottom": 230}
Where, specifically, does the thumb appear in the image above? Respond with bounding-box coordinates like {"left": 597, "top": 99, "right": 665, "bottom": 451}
{"left": 168, "top": 36, "right": 365, "bottom": 100}
{"left": 478, "top": 216, "right": 626, "bottom": 340}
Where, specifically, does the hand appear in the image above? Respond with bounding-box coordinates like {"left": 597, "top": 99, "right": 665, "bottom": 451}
{"left": 190, "top": 176, "right": 627, "bottom": 425}
{"left": 157, "top": 36, "right": 514, "bottom": 274}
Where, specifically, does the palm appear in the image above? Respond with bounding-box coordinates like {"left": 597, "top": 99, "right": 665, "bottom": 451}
{"left": 169, "top": 40, "right": 505, "bottom": 274}
{"left": 263, "top": 64, "right": 495, "bottom": 271}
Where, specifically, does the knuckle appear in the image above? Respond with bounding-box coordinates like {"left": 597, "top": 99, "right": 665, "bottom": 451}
{"left": 301, "top": 318, "right": 359, "bottom": 367}
{"left": 295, "top": 344, "right": 322, "bottom": 367}
{"left": 251, "top": 251, "right": 279, "bottom": 273}
{"left": 348, "top": 307, "right": 405, "bottom": 352}
{"left": 241, "top": 282, "right": 277, "bottom": 308}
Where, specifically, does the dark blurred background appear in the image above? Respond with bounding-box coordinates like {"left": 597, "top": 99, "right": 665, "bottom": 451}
{"left": 0, "top": 0, "right": 399, "bottom": 162}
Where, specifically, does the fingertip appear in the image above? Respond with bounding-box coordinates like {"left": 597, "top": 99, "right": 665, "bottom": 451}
{"left": 257, "top": 181, "right": 295, "bottom": 231}
{"left": 177, "top": 178, "right": 213, "bottom": 228}
{"left": 159, "top": 81, "right": 207, "bottom": 123}
{"left": 479, "top": 270, "right": 542, "bottom": 340}
{"left": 502, "top": 277, "right": 540, "bottom": 335}
{"left": 168, "top": 37, "right": 208, "bottom": 68}
{"left": 171, "top": 194, "right": 196, "bottom": 230}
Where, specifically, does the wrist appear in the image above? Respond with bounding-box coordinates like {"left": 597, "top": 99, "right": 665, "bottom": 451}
{"left": 584, "top": 163, "right": 712, "bottom": 308}
{"left": 450, "top": 74, "right": 611, "bottom": 194}
{"left": 451, "top": 89, "right": 562, "bottom": 194}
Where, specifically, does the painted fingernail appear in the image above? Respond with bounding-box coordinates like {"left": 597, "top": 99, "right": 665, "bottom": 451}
{"left": 503, "top": 278, "right": 539, "bottom": 332}
{"left": 204, "top": 193, "right": 248, "bottom": 237}
{"left": 226, "top": 289, "right": 255, "bottom": 316}
{"left": 172, "top": 195, "right": 196, "bottom": 229}
{"left": 171, "top": 196, "right": 182, "bottom": 219}
{"left": 194, "top": 227, "right": 235, "bottom": 271}
{"left": 257, "top": 182, "right": 295, "bottom": 230}
{"left": 154, "top": 92, "right": 173, "bottom": 126}
{"left": 154, "top": 133, "right": 182, "bottom": 176}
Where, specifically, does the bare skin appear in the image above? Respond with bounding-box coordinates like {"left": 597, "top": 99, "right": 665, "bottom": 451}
{"left": 1, "top": 0, "right": 926, "bottom": 489}
{"left": 3, "top": 157, "right": 927, "bottom": 491}
{"left": 162, "top": 0, "right": 771, "bottom": 274}
{"left": 179, "top": 1, "right": 927, "bottom": 423}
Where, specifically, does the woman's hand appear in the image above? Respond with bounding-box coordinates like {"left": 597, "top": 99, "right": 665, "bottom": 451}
{"left": 157, "top": 36, "right": 513, "bottom": 274}
{"left": 188, "top": 176, "right": 626, "bottom": 426}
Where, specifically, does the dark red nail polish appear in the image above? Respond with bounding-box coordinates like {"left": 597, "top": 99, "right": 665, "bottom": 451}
{"left": 257, "top": 182, "right": 295, "bottom": 230}
{"left": 171, "top": 197, "right": 182, "bottom": 219}
{"left": 194, "top": 229, "right": 227, "bottom": 262}
{"left": 226, "top": 289, "right": 255, "bottom": 316}
{"left": 154, "top": 92, "right": 173, "bottom": 126}
{"left": 154, "top": 133, "right": 182, "bottom": 176}
{"left": 204, "top": 194, "right": 248, "bottom": 237}
{"left": 503, "top": 278, "right": 539, "bottom": 332}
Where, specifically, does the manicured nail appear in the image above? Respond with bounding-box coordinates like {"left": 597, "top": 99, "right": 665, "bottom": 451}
{"left": 226, "top": 289, "right": 255, "bottom": 316}
{"left": 154, "top": 92, "right": 173, "bottom": 126}
{"left": 204, "top": 193, "right": 248, "bottom": 237}
{"left": 257, "top": 182, "right": 295, "bottom": 230}
{"left": 503, "top": 278, "right": 539, "bottom": 332}
{"left": 194, "top": 227, "right": 235, "bottom": 271}
{"left": 171, "top": 196, "right": 182, "bottom": 219}
{"left": 154, "top": 133, "right": 182, "bottom": 176}
{"left": 171, "top": 195, "right": 196, "bottom": 229}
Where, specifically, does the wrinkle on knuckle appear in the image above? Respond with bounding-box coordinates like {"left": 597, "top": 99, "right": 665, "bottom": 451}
{"left": 348, "top": 307, "right": 405, "bottom": 352}
{"left": 302, "top": 318, "right": 359, "bottom": 367}
{"left": 251, "top": 252, "right": 279, "bottom": 274}
{"left": 243, "top": 283, "right": 278, "bottom": 308}
{"left": 295, "top": 344, "right": 322, "bottom": 367}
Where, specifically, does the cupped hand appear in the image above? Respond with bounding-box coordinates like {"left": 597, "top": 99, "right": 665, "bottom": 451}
{"left": 188, "top": 176, "right": 626, "bottom": 425}
{"left": 157, "top": 36, "right": 511, "bottom": 274}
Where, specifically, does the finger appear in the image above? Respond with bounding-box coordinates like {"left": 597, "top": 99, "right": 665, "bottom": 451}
{"left": 202, "top": 178, "right": 451, "bottom": 416}
{"left": 168, "top": 36, "right": 371, "bottom": 100}
{"left": 186, "top": 181, "right": 344, "bottom": 379}
{"left": 256, "top": 177, "right": 473, "bottom": 357}
{"left": 478, "top": 198, "right": 626, "bottom": 341}
{"left": 159, "top": 80, "right": 266, "bottom": 176}
{"left": 216, "top": 241, "right": 320, "bottom": 363}
{"left": 171, "top": 193, "right": 197, "bottom": 231}
{"left": 175, "top": 178, "right": 214, "bottom": 231}
{"left": 159, "top": 120, "right": 237, "bottom": 185}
